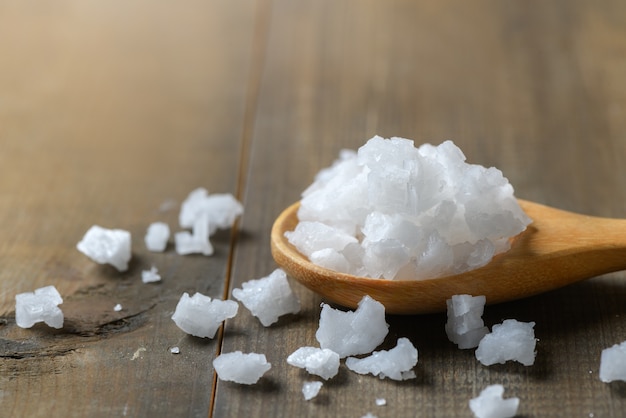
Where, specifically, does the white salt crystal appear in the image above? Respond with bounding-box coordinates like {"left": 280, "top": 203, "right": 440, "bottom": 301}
{"left": 232, "top": 269, "right": 300, "bottom": 326}
{"left": 144, "top": 222, "right": 170, "bottom": 252}
{"left": 345, "top": 337, "right": 418, "bottom": 381}
{"left": 170, "top": 346, "right": 180, "bottom": 354}
{"left": 361, "top": 413, "right": 378, "bottom": 418}
{"left": 171, "top": 292, "right": 238, "bottom": 338}
{"left": 15, "top": 285, "right": 64, "bottom": 329}
{"left": 469, "top": 384, "right": 519, "bottom": 418}
{"left": 141, "top": 266, "right": 161, "bottom": 283}
{"left": 113, "top": 303, "right": 122, "bottom": 312}
{"left": 175, "top": 212, "right": 214, "bottom": 256}
{"left": 287, "top": 347, "right": 340, "bottom": 380}
{"left": 315, "top": 295, "right": 389, "bottom": 358}
{"left": 288, "top": 137, "right": 531, "bottom": 280}
{"left": 77, "top": 225, "right": 132, "bottom": 272}
{"left": 475, "top": 319, "right": 537, "bottom": 366}
{"left": 302, "top": 381, "right": 323, "bottom": 400}
{"left": 213, "top": 351, "right": 271, "bottom": 385}
{"left": 445, "top": 294, "right": 489, "bottom": 349}
{"left": 375, "top": 398, "right": 387, "bottom": 407}
{"left": 599, "top": 340, "right": 626, "bottom": 383}
{"left": 179, "top": 188, "right": 243, "bottom": 234}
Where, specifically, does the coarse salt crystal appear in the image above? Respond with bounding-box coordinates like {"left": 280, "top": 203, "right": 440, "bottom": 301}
{"left": 345, "top": 337, "right": 418, "bottom": 381}
{"left": 15, "top": 285, "right": 64, "bottom": 329}
{"left": 316, "top": 295, "right": 388, "bottom": 358}
{"left": 141, "top": 266, "right": 161, "bottom": 283}
{"left": 77, "top": 225, "right": 132, "bottom": 272}
{"left": 287, "top": 137, "right": 531, "bottom": 280}
{"left": 287, "top": 347, "right": 340, "bottom": 380}
{"left": 145, "top": 222, "right": 170, "bottom": 252}
{"left": 171, "top": 292, "right": 238, "bottom": 338}
{"left": 170, "top": 346, "right": 180, "bottom": 354}
{"left": 302, "top": 381, "right": 323, "bottom": 400}
{"left": 375, "top": 398, "right": 387, "bottom": 407}
{"left": 232, "top": 269, "right": 300, "bottom": 327}
{"left": 113, "top": 303, "right": 122, "bottom": 312}
{"left": 469, "top": 384, "right": 519, "bottom": 418}
{"left": 475, "top": 319, "right": 537, "bottom": 366}
{"left": 599, "top": 340, "right": 626, "bottom": 383}
{"left": 445, "top": 294, "right": 489, "bottom": 349}
{"left": 213, "top": 351, "right": 271, "bottom": 385}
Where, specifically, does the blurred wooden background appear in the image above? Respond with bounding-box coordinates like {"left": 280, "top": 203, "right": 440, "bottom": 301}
{"left": 1, "top": 1, "right": 625, "bottom": 417}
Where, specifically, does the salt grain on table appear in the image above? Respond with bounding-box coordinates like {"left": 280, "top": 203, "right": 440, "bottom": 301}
{"left": 287, "top": 347, "right": 340, "bottom": 380}
{"left": 445, "top": 294, "right": 489, "bottom": 349}
{"left": 599, "top": 340, "right": 626, "bottom": 382}
{"left": 469, "top": 384, "right": 519, "bottom": 418}
{"left": 141, "top": 266, "right": 161, "bottom": 283}
{"left": 213, "top": 351, "right": 271, "bottom": 385}
{"left": 232, "top": 268, "right": 300, "bottom": 326}
{"left": 345, "top": 337, "right": 418, "bottom": 381}
{"left": 475, "top": 319, "right": 537, "bottom": 366}
{"left": 316, "top": 295, "right": 388, "bottom": 358}
{"left": 301, "top": 381, "right": 323, "bottom": 401}
{"left": 15, "top": 285, "right": 64, "bottom": 329}
{"left": 76, "top": 225, "right": 132, "bottom": 272}
{"left": 171, "top": 292, "right": 238, "bottom": 338}
{"left": 145, "top": 222, "right": 170, "bottom": 252}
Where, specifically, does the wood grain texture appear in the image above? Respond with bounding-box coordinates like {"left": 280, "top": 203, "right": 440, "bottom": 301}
{"left": 1, "top": 0, "right": 626, "bottom": 417}
{"left": 0, "top": 1, "right": 257, "bottom": 416}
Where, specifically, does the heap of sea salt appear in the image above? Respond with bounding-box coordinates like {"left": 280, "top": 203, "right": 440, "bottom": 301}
{"left": 345, "top": 337, "right": 418, "bottom": 381}
{"left": 475, "top": 319, "right": 537, "bottom": 366}
{"left": 145, "top": 222, "right": 170, "bottom": 252}
{"left": 469, "top": 384, "right": 519, "bottom": 418}
{"left": 213, "top": 351, "right": 271, "bottom": 385}
{"left": 445, "top": 294, "right": 489, "bottom": 349}
{"left": 175, "top": 188, "right": 243, "bottom": 256}
{"left": 286, "top": 136, "right": 531, "bottom": 280}
{"left": 316, "top": 295, "right": 389, "bottom": 358}
{"left": 302, "top": 381, "right": 323, "bottom": 401}
{"left": 599, "top": 340, "right": 626, "bottom": 383}
{"left": 171, "top": 292, "right": 238, "bottom": 338}
{"left": 77, "top": 225, "right": 132, "bottom": 272}
{"left": 232, "top": 269, "right": 300, "bottom": 326}
{"left": 287, "top": 347, "right": 340, "bottom": 380}
{"left": 15, "top": 285, "right": 64, "bottom": 329}
{"left": 141, "top": 266, "right": 161, "bottom": 283}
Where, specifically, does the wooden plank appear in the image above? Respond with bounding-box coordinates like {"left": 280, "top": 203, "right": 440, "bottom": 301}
{"left": 216, "top": 0, "right": 626, "bottom": 417}
{"left": 0, "top": 1, "right": 257, "bottom": 416}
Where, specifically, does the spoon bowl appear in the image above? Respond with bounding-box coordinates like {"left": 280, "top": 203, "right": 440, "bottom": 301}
{"left": 271, "top": 199, "right": 626, "bottom": 314}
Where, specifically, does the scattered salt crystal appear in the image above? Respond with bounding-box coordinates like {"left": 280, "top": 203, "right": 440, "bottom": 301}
{"left": 287, "top": 347, "right": 340, "bottom": 380}
{"left": 469, "top": 384, "right": 519, "bottom": 418}
{"left": 77, "top": 225, "right": 132, "bottom": 272}
{"left": 179, "top": 188, "right": 243, "bottom": 234}
{"left": 475, "top": 319, "right": 537, "bottom": 366}
{"left": 174, "top": 212, "right": 214, "bottom": 256}
{"left": 15, "top": 285, "right": 64, "bottom": 329}
{"left": 287, "top": 137, "right": 531, "bottom": 280}
{"left": 345, "top": 337, "right": 418, "bottom": 380}
{"left": 141, "top": 266, "right": 161, "bottom": 283}
{"left": 171, "top": 292, "right": 238, "bottom": 338}
{"left": 361, "top": 413, "right": 378, "bottom": 418}
{"left": 170, "top": 346, "right": 180, "bottom": 354}
{"left": 113, "top": 303, "right": 122, "bottom": 312}
{"left": 445, "top": 294, "right": 489, "bottom": 349}
{"left": 302, "top": 381, "right": 323, "bottom": 400}
{"left": 232, "top": 269, "right": 300, "bottom": 326}
{"left": 144, "top": 222, "right": 170, "bottom": 252}
{"left": 375, "top": 398, "right": 386, "bottom": 407}
{"left": 599, "top": 340, "right": 626, "bottom": 382}
{"left": 213, "top": 351, "right": 271, "bottom": 385}
{"left": 316, "top": 295, "right": 388, "bottom": 358}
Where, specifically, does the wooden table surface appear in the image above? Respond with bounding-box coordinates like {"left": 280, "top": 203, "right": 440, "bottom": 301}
{"left": 2, "top": 1, "right": 626, "bottom": 417}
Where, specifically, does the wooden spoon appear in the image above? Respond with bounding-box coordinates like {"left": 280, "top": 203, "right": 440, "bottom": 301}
{"left": 271, "top": 199, "right": 626, "bottom": 314}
